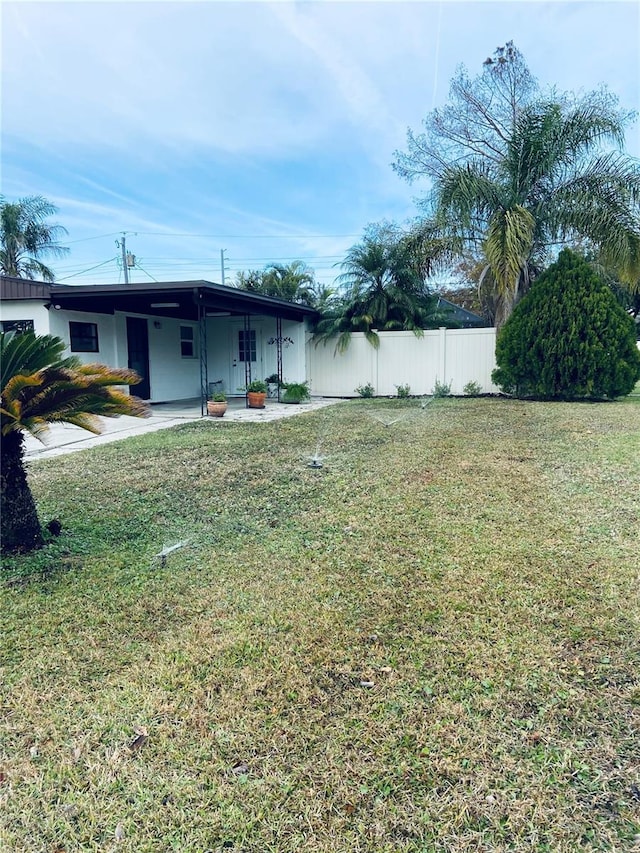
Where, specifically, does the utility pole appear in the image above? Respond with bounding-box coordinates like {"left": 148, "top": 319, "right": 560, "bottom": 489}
{"left": 116, "top": 233, "right": 137, "bottom": 283}
{"left": 116, "top": 233, "right": 130, "bottom": 284}
{"left": 220, "top": 249, "right": 226, "bottom": 286}
{"left": 121, "top": 233, "right": 129, "bottom": 284}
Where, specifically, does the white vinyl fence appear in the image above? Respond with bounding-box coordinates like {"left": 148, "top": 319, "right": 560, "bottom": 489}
{"left": 307, "top": 327, "right": 499, "bottom": 397}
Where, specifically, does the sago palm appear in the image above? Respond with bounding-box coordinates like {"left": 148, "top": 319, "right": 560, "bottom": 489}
{"left": 1, "top": 331, "right": 149, "bottom": 553}
{"left": 435, "top": 99, "right": 640, "bottom": 325}
{"left": 0, "top": 195, "right": 69, "bottom": 281}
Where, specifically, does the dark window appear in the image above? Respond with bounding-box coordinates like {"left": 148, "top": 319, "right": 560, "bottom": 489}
{"left": 1, "top": 319, "right": 34, "bottom": 334}
{"left": 69, "top": 322, "right": 99, "bottom": 352}
{"left": 180, "top": 325, "right": 196, "bottom": 358}
{"left": 239, "top": 329, "right": 256, "bottom": 362}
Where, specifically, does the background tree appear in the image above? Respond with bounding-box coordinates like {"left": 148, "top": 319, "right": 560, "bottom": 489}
{"left": 441, "top": 255, "right": 500, "bottom": 324}
{"left": 492, "top": 249, "right": 640, "bottom": 399}
{"left": 435, "top": 99, "right": 640, "bottom": 324}
{"left": 1, "top": 331, "right": 149, "bottom": 553}
{"left": 313, "top": 223, "right": 458, "bottom": 352}
{"left": 0, "top": 195, "right": 69, "bottom": 282}
{"left": 393, "top": 42, "right": 538, "bottom": 184}
{"left": 393, "top": 44, "right": 640, "bottom": 326}
{"left": 235, "top": 260, "right": 317, "bottom": 305}
{"left": 585, "top": 250, "right": 640, "bottom": 330}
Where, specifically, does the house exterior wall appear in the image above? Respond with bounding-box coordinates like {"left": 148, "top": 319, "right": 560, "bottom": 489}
{"left": 40, "top": 309, "right": 200, "bottom": 402}
{"left": 49, "top": 309, "right": 118, "bottom": 366}
{"left": 119, "top": 313, "right": 201, "bottom": 402}
{"left": 207, "top": 315, "right": 309, "bottom": 395}
{"left": 281, "top": 318, "right": 307, "bottom": 385}
{"left": 307, "top": 327, "right": 500, "bottom": 396}
{"left": 1, "top": 295, "right": 309, "bottom": 400}
{"left": 0, "top": 300, "right": 52, "bottom": 336}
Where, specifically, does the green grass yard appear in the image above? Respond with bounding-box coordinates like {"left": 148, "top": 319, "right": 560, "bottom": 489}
{"left": 2, "top": 395, "right": 639, "bottom": 852}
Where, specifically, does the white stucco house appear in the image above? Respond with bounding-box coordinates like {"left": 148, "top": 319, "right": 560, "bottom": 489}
{"left": 0, "top": 275, "right": 318, "bottom": 412}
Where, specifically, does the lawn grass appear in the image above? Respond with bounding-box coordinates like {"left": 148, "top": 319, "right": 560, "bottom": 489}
{"left": 2, "top": 395, "right": 639, "bottom": 852}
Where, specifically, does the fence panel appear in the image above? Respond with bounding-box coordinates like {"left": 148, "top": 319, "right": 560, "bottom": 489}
{"left": 307, "top": 327, "right": 499, "bottom": 397}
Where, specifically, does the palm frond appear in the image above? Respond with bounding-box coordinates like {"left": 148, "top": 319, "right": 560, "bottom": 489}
{"left": 1, "top": 331, "right": 149, "bottom": 441}
{"left": 0, "top": 332, "right": 74, "bottom": 390}
{"left": 485, "top": 205, "right": 535, "bottom": 297}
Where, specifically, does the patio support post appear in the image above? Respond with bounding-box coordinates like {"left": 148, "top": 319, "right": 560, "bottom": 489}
{"left": 243, "top": 314, "right": 252, "bottom": 408}
{"left": 276, "top": 316, "right": 283, "bottom": 402}
{"left": 199, "top": 297, "right": 208, "bottom": 417}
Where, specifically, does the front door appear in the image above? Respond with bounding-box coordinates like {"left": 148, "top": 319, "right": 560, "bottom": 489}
{"left": 230, "top": 326, "right": 261, "bottom": 394}
{"left": 126, "top": 317, "right": 151, "bottom": 399}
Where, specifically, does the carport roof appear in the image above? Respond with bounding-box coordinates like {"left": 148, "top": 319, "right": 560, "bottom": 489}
{"left": 0, "top": 276, "right": 319, "bottom": 323}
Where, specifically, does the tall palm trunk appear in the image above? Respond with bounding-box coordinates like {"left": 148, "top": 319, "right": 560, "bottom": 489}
{"left": 0, "top": 431, "right": 43, "bottom": 553}
{"left": 492, "top": 267, "right": 532, "bottom": 329}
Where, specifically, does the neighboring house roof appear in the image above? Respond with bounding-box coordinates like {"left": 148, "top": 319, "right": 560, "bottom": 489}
{"left": 1, "top": 276, "right": 51, "bottom": 300}
{"left": 0, "top": 276, "right": 319, "bottom": 323}
{"left": 437, "top": 296, "right": 487, "bottom": 328}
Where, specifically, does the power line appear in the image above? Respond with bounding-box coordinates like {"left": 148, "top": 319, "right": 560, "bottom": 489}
{"left": 135, "top": 231, "right": 362, "bottom": 239}
{"left": 56, "top": 257, "right": 119, "bottom": 281}
{"left": 52, "top": 232, "right": 121, "bottom": 246}
{"left": 139, "top": 254, "right": 344, "bottom": 262}
{"left": 54, "top": 256, "right": 346, "bottom": 271}
{"left": 135, "top": 263, "right": 159, "bottom": 283}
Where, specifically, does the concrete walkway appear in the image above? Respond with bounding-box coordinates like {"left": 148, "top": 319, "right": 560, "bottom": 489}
{"left": 24, "top": 397, "right": 342, "bottom": 462}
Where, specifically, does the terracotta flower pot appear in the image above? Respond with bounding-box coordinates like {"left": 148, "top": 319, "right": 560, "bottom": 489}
{"left": 207, "top": 401, "right": 227, "bottom": 417}
{"left": 247, "top": 391, "right": 267, "bottom": 409}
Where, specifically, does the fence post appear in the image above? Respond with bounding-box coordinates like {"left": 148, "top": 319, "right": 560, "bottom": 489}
{"left": 438, "top": 327, "right": 447, "bottom": 383}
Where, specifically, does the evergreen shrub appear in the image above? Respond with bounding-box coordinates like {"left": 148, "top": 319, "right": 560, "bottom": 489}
{"left": 492, "top": 249, "right": 640, "bottom": 400}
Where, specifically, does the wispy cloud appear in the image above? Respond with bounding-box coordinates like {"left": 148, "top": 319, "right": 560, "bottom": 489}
{"left": 2, "top": 0, "right": 638, "bottom": 289}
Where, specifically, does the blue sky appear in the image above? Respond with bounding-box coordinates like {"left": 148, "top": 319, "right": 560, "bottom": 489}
{"left": 2, "top": 0, "right": 639, "bottom": 288}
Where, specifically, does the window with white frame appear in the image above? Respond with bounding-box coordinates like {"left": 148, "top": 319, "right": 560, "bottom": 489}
{"left": 238, "top": 329, "right": 257, "bottom": 362}
{"left": 180, "top": 325, "right": 196, "bottom": 358}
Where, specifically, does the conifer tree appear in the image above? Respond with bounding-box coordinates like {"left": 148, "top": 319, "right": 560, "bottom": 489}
{"left": 492, "top": 249, "right": 640, "bottom": 399}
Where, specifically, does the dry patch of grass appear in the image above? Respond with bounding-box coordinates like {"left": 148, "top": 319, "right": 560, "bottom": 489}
{"left": 2, "top": 396, "right": 640, "bottom": 852}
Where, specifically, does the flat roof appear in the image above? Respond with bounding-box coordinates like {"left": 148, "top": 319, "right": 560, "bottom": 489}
{"left": 0, "top": 276, "right": 319, "bottom": 323}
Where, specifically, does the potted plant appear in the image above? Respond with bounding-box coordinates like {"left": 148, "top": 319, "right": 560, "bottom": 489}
{"left": 207, "top": 392, "right": 227, "bottom": 417}
{"left": 265, "top": 373, "right": 280, "bottom": 398}
{"left": 246, "top": 379, "right": 268, "bottom": 409}
{"left": 281, "top": 380, "right": 311, "bottom": 404}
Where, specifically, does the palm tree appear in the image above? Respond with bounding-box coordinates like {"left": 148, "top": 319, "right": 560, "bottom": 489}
{"left": 0, "top": 195, "right": 69, "bottom": 282}
{"left": 1, "top": 331, "right": 149, "bottom": 553}
{"left": 236, "top": 261, "right": 317, "bottom": 305}
{"left": 435, "top": 99, "right": 640, "bottom": 326}
{"left": 262, "top": 261, "right": 316, "bottom": 303}
{"left": 313, "top": 229, "right": 457, "bottom": 352}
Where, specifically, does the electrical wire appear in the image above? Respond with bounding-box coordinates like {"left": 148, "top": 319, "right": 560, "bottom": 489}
{"left": 135, "top": 263, "right": 159, "bottom": 283}
{"left": 51, "top": 232, "right": 121, "bottom": 246}
{"left": 135, "top": 231, "right": 362, "bottom": 239}
{"left": 56, "top": 256, "right": 119, "bottom": 281}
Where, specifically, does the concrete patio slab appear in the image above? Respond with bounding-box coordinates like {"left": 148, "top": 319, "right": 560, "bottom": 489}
{"left": 23, "top": 397, "right": 342, "bottom": 462}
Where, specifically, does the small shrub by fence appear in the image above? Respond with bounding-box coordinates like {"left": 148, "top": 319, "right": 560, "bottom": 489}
{"left": 306, "top": 327, "right": 500, "bottom": 397}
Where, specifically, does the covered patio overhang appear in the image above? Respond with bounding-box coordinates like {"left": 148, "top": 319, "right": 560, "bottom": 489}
{"left": 45, "top": 280, "right": 319, "bottom": 413}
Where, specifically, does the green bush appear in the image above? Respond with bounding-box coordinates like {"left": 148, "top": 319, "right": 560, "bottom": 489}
{"left": 281, "top": 380, "right": 311, "bottom": 403}
{"left": 432, "top": 379, "right": 451, "bottom": 397}
{"left": 395, "top": 383, "right": 411, "bottom": 398}
{"left": 492, "top": 249, "right": 640, "bottom": 400}
{"left": 355, "top": 382, "right": 375, "bottom": 398}
{"left": 463, "top": 380, "right": 482, "bottom": 396}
